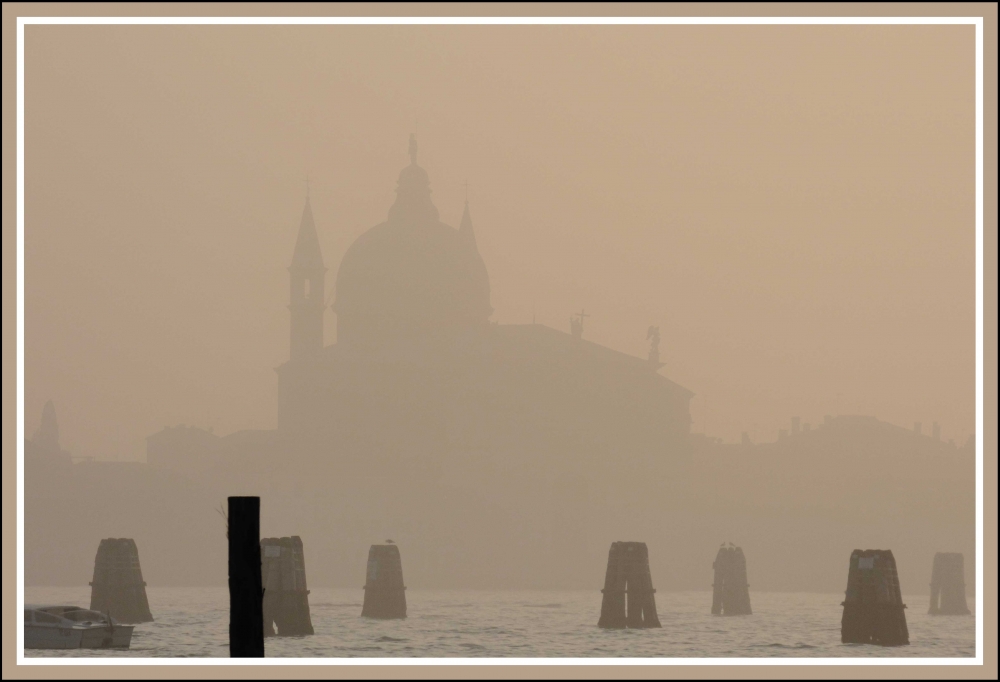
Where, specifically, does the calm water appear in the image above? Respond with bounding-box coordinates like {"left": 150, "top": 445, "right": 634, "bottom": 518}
{"left": 24, "top": 587, "right": 975, "bottom": 658}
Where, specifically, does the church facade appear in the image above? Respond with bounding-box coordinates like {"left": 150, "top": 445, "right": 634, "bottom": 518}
{"left": 273, "top": 136, "right": 694, "bottom": 470}
{"left": 142, "top": 137, "right": 692, "bottom": 478}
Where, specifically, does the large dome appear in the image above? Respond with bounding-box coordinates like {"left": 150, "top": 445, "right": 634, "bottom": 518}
{"left": 333, "top": 137, "right": 492, "bottom": 348}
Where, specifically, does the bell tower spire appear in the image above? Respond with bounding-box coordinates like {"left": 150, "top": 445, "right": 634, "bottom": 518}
{"left": 288, "top": 192, "right": 326, "bottom": 361}
{"left": 459, "top": 193, "right": 478, "bottom": 251}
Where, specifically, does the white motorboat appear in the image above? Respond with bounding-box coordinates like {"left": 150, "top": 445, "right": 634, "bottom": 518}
{"left": 24, "top": 605, "right": 134, "bottom": 650}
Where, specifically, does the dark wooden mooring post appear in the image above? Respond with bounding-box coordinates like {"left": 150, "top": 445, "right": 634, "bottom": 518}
{"left": 599, "top": 543, "right": 627, "bottom": 628}
{"left": 261, "top": 535, "right": 315, "bottom": 636}
{"left": 711, "top": 544, "right": 752, "bottom": 616}
{"left": 597, "top": 541, "right": 661, "bottom": 629}
{"left": 361, "top": 542, "right": 407, "bottom": 619}
{"left": 228, "top": 496, "right": 264, "bottom": 657}
{"left": 929, "top": 552, "right": 971, "bottom": 615}
{"left": 840, "top": 549, "right": 909, "bottom": 646}
{"left": 89, "top": 538, "right": 153, "bottom": 624}
{"left": 729, "top": 547, "right": 752, "bottom": 615}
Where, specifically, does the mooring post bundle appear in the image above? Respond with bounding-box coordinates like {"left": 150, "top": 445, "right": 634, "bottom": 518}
{"left": 840, "top": 549, "right": 909, "bottom": 646}
{"left": 929, "top": 552, "right": 971, "bottom": 615}
{"left": 228, "top": 496, "right": 264, "bottom": 657}
{"left": 261, "top": 536, "right": 315, "bottom": 636}
{"left": 711, "top": 544, "right": 752, "bottom": 616}
{"left": 729, "top": 547, "right": 752, "bottom": 615}
{"left": 361, "top": 542, "right": 407, "bottom": 619}
{"left": 88, "top": 538, "right": 153, "bottom": 624}
{"left": 710, "top": 546, "right": 725, "bottom": 616}
{"left": 597, "top": 541, "right": 661, "bottom": 629}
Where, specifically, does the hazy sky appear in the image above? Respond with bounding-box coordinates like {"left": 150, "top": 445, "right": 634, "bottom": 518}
{"left": 25, "top": 24, "right": 976, "bottom": 460}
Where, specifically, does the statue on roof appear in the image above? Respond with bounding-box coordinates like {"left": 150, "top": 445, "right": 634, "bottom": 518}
{"left": 647, "top": 325, "right": 660, "bottom": 365}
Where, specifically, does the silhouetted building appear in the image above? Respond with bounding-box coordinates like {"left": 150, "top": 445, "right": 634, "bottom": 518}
{"left": 288, "top": 192, "right": 326, "bottom": 361}
{"left": 146, "top": 424, "right": 218, "bottom": 474}
{"left": 25, "top": 400, "right": 72, "bottom": 467}
{"left": 105, "top": 138, "right": 979, "bottom": 595}
{"left": 269, "top": 136, "right": 693, "bottom": 469}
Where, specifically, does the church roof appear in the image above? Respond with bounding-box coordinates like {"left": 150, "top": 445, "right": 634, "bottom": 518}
{"left": 297, "top": 321, "right": 694, "bottom": 401}
{"left": 487, "top": 324, "right": 695, "bottom": 398}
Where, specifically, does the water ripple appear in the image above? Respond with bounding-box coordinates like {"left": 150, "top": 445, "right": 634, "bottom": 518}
{"left": 23, "top": 587, "right": 975, "bottom": 659}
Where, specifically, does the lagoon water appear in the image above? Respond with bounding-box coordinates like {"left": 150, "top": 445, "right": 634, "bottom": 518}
{"left": 24, "top": 587, "right": 975, "bottom": 659}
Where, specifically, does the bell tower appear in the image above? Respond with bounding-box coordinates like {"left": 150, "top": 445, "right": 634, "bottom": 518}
{"left": 288, "top": 192, "right": 326, "bottom": 360}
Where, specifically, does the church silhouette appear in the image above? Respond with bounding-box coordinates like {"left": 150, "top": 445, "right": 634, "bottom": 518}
{"left": 149, "top": 136, "right": 694, "bottom": 487}
{"left": 26, "top": 138, "right": 973, "bottom": 594}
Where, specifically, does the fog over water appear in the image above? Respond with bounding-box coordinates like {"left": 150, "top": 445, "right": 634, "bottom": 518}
{"left": 26, "top": 24, "right": 974, "bottom": 457}
{"left": 24, "top": 587, "right": 976, "bottom": 658}
{"left": 22, "top": 23, "right": 976, "bottom": 658}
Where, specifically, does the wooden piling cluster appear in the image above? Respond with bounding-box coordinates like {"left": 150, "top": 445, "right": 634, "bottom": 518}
{"left": 261, "top": 536, "right": 315, "bottom": 636}
{"left": 228, "top": 496, "right": 264, "bottom": 657}
{"left": 840, "top": 549, "right": 909, "bottom": 646}
{"left": 711, "top": 544, "right": 752, "bottom": 616}
{"left": 597, "top": 541, "right": 661, "bottom": 629}
{"left": 361, "top": 543, "right": 407, "bottom": 619}
{"left": 88, "top": 538, "right": 153, "bottom": 624}
{"left": 207, "top": 497, "right": 943, "bottom": 648}
{"left": 929, "top": 552, "right": 970, "bottom": 615}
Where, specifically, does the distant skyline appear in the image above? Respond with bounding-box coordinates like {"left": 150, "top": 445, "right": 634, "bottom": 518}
{"left": 24, "top": 24, "right": 976, "bottom": 460}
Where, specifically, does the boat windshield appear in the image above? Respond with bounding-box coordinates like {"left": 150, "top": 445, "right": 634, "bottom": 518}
{"left": 60, "top": 610, "right": 110, "bottom": 623}
{"left": 36, "top": 605, "right": 83, "bottom": 616}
